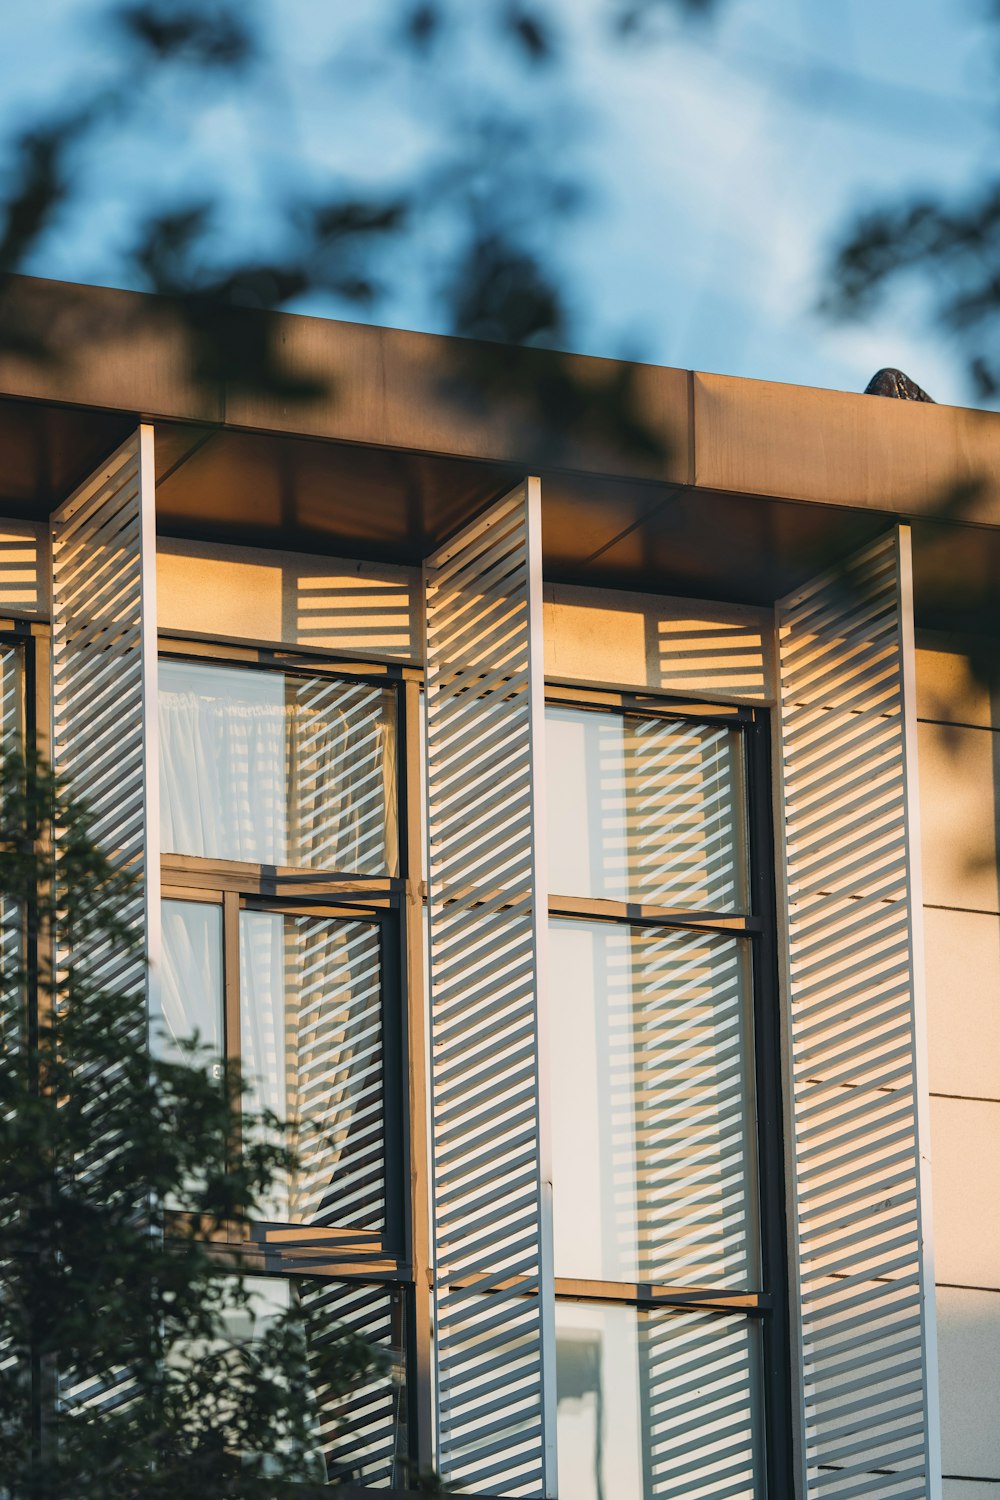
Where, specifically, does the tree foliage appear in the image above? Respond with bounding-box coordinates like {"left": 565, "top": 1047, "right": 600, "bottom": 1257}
{"left": 0, "top": 0, "right": 719, "bottom": 457}
{"left": 0, "top": 751, "right": 379, "bottom": 1499}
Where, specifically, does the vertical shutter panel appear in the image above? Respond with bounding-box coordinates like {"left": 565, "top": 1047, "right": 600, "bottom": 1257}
{"left": 777, "top": 527, "right": 939, "bottom": 1499}
{"left": 424, "top": 480, "right": 555, "bottom": 1497}
{"left": 50, "top": 426, "right": 160, "bottom": 1055}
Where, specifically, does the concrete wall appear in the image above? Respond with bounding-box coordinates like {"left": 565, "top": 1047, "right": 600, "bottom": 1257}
{"left": 542, "top": 583, "right": 773, "bottom": 701}
{"left": 156, "top": 537, "right": 422, "bottom": 660}
{"left": 155, "top": 538, "right": 777, "bottom": 704}
{"left": 917, "top": 633, "right": 1000, "bottom": 1496}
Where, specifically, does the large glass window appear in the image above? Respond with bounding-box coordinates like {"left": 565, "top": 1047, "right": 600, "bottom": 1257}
{"left": 0, "top": 638, "right": 23, "bottom": 1049}
{"left": 158, "top": 896, "right": 391, "bottom": 1242}
{"left": 159, "top": 659, "right": 398, "bottom": 874}
{"left": 158, "top": 898, "right": 223, "bottom": 1070}
{"left": 549, "top": 920, "right": 758, "bottom": 1289}
{"left": 555, "top": 1301, "right": 760, "bottom": 1500}
{"left": 546, "top": 704, "right": 748, "bottom": 910}
{"left": 156, "top": 648, "right": 411, "bottom": 1484}
{"left": 545, "top": 694, "right": 786, "bottom": 1500}
{"left": 165, "top": 1273, "right": 408, "bottom": 1489}
{"left": 239, "top": 909, "right": 387, "bottom": 1231}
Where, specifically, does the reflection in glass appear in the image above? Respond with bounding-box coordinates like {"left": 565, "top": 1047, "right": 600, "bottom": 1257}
{"left": 166, "top": 1275, "right": 407, "bottom": 1487}
{"left": 546, "top": 706, "right": 747, "bottom": 911}
{"left": 556, "top": 1300, "right": 760, "bottom": 1500}
{"left": 157, "top": 899, "right": 223, "bottom": 1070}
{"left": 159, "top": 659, "right": 397, "bottom": 874}
{"left": 168, "top": 1277, "right": 326, "bottom": 1481}
{"left": 239, "top": 910, "right": 385, "bottom": 1229}
{"left": 301, "top": 1279, "right": 409, "bottom": 1489}
{"left": 550, "top": 920, "right": 758, "bottom": 1288}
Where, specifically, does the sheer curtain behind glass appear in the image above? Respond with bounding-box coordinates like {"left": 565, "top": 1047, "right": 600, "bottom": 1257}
{"left": 239, "top": 911, "right": 386, "bottom": 1231}
{"left": 159, "top": 661, "right": 397, "bottom": 874}
{"left": 156, "top": 900, "right": 223, "bottom": 1071}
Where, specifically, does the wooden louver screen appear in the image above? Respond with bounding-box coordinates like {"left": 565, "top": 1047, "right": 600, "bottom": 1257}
{"left": 50, "top": 428, "right": 160, "bottom": 1067}
{"left": 776, "top": 527, "right": 939, "bottom": 1499}
{"left": 423, "top": 480, "right": 555, "bottom": 1498}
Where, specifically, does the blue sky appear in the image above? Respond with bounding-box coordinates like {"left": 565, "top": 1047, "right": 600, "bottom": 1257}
{"left": 2, "top": 0, "right": 995, "bottom": 406}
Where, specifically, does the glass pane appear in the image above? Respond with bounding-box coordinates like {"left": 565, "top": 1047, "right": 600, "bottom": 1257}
{"left": 156, "top": 899, "right": 223, "bottom": 1072}
{"left": 550, "top": 919, "right": 758, "bottom": 1287}
{"left": 159, "top": 659, "right": 398, "bottom": 874}
{"left": 0, "top": 642, "right": 20, "bottom": 749}
{"left": 0, "top": 645, "right": 22, "bottom": 1053}
{"left": 546, "top": 706, "right": 748, "bottom": 911}
{"left": 240, "top": 910, "right": 386, "bottom": 1230}
{"left": 301, "top": 1279, "right": 408, "bottom": 1490}
{"left": 556, "top": 1300, "right": 761, "bottom": 1500}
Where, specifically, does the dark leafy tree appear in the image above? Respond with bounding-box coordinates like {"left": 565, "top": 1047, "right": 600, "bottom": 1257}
{"left": 0, "top": 750, "right": 379, "bottom": 1499}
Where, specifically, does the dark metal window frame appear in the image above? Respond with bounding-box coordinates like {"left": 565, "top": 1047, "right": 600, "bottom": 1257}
{"left": 1, "top": 623, "right": 39, "bottom": 1055}
{"left": 543, "top": 681, "right": 792, "bottom": 1500}
{"left": 157, "top": 640, "right": 423, "bottom": 1480}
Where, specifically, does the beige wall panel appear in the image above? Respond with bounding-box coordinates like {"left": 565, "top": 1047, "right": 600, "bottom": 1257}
{"left": 937, "top": 1286, "right": 1000, "bottom": 1480}
{"left": 924, "top": 907, "right": 1000, "bottom": 1101}
{"left": 543, "top": 583, "right": 773, "bottom": 701}
{"left": 694, "top": 370, "right": 1000, "bottom": 523}
{"left": 157, "top": 538, "right": 420, "bottom": 659}
{"left": 918, "top": 720, "right": 1000, "bottom": 914}
{"left": 944, "top": 1482, "right": 1000, "bottom": 1498}
{"left": 917, "top": 637, "right": 1000, "bottom": 731}
{"left": 931, "top": 1097, "right": 1000, "bottom": 1287}
{"left": 0, "top": 520, "right": 47, "bottom": 616}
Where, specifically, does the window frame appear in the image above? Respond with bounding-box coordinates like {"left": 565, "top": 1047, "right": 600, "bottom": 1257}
{"left": 1, "top": 623, "right": 39, "bottom": 1056}
{"left": 156, "top": 640, "right": 794, "bottom": 1495}
{"left": 157, "top": 638, "right": 424, "bottom": 1482}
{"left": 543, "top": 681, "right": 793, "bottom": 1500}
{"left": 158, "top": 640, "right": 406, "bottom": 883}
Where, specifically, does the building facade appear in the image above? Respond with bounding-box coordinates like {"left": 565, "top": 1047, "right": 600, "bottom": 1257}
{"left": 1, "top": 275, "right": 999, "bottom": 1498}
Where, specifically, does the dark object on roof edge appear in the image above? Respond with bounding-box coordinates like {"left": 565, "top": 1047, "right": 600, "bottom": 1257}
{"left": 864, "top": 368, "right": 935, "bottom": 402}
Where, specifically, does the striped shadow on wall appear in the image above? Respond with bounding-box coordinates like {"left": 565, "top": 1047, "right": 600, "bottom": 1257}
{"left": 776, "top": 526, "right": 940, "bottom": 1500}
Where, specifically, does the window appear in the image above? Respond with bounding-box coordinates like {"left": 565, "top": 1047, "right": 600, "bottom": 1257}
{"left": 159, "top": 657, "right": 398, "bottom": 873}
{"left": 0, "top": 636, "right": 21, "bottom": 751}
{"left": 545, "top": 692, "right": 790, "bottom": 1500}
{"left": 0, "top": 633, "right": 26, "bottom": 1044}
{"left": 156, "top": 648, "right": 412, "bottom": 1487}
{"left": 159, "top": 894, "right": 397, "bottom": 1245}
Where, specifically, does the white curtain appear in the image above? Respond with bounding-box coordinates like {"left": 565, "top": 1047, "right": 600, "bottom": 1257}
{"left": 239, "top": 911, "right": 385, "bottom": 1229}
{"left": 158, "top": 664, "right": 397, "bottom": 874}
{"left": 157, "top": 899, "right": 223, "bottom": 1068}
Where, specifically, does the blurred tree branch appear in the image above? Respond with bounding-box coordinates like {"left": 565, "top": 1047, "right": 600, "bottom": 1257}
{"left": 0, "top": 0, "right": 721, "bottom": 459}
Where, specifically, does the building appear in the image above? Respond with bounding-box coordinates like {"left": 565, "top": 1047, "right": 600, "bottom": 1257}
{"left": 1, "top": 273, "right": 999, "bottom": 1499}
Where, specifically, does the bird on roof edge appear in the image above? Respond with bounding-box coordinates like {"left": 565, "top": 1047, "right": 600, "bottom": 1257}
{"left": 864, "top": 368, "right": 934, "bottom": 402}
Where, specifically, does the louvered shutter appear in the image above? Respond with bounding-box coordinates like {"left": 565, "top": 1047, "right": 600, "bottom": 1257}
{"left": 50, "top": 426, "right": 160, "bottom": 1050}
{"left": 423, "top": 479, "right": 555, "bottom": 1498}
{"left": 776, "top": 526, "right": 940, "bottom": 1499}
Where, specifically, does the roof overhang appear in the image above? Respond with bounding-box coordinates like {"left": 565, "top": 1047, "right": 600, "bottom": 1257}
{"left": 0, "top": 274, "right": 997, "bottom": 625}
